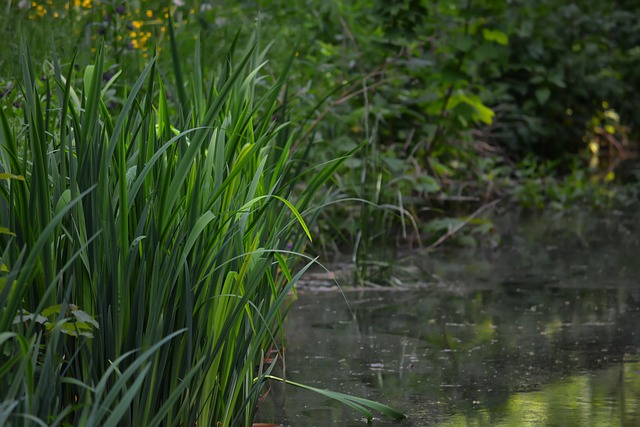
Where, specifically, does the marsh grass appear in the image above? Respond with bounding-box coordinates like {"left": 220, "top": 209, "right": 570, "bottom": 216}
{"left": 0, "top": 27, "right": 408, "bottom": 425}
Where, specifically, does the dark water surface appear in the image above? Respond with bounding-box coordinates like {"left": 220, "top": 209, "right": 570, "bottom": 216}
{"left": 258, "top": 212, "right": 640, "bottom": 426}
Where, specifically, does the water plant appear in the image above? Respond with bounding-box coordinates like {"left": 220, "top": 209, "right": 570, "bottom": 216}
{"left": 0, "top": 27, "right": 405, "bottom": 425}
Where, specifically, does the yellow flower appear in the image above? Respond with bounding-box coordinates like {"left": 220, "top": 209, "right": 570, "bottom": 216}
{"left": 146, "top": 9, "right": 153, "bottom": 17}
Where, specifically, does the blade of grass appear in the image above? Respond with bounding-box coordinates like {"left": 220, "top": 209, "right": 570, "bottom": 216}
{"left": 264, "top": 375, "right": 406, "bottom": 422}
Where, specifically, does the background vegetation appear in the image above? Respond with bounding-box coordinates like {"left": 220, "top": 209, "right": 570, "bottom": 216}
{"left": 3, "top": 1, "right": 638, "bottom": 245}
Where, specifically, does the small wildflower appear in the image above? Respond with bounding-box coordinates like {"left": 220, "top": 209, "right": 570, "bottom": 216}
{"left": 145, "top": 9, "right": 153, "bottom": 17}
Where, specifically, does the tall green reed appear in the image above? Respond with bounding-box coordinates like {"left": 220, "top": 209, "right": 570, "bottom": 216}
{"left": 0, "top": 31, "right": 343, "bottom": 426}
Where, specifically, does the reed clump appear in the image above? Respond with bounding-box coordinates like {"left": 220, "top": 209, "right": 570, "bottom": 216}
{"left": 0, "top": 30, "right": 337, "bottom": 425}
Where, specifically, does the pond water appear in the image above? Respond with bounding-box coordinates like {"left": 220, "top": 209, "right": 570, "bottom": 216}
{"left": 257, "top": 211, "right": 640, "bottom": 426}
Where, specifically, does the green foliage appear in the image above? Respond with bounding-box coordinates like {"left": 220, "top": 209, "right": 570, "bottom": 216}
{"left": 508, "top": 157, "right": 624, "bottom": 211}
{"left": 0, "top": 29, "right": 375, "bottom": 425}
{"left": 492, "top": 1, "right": 639, "bottom": 158}
{"left": 293, "top": 0, "right": 638, "bottom": 256}
{"left": 1, "top": 0, "right": 637, "bottom": 271}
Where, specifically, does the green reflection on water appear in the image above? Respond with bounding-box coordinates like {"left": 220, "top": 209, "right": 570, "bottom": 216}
{"left": 442, "top": 361, "right": 640, "bottom": 426}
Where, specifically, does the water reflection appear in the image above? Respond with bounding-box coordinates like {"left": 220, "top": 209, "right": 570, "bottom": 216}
{"left": 257, "top": 213, "right": 640, "bottom": 426}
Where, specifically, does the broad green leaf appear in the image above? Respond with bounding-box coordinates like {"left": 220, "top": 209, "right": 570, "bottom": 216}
{"left": 12, "top": 310, "right": 47, "bottom": 325}
{"left": 71, "top": 309, "right": 99, "bottom": 329}
{"left": 482, "top": 28, "right": 509, "bottom": 45}
{"left": 417, "top": 175, "right": 440, "bottom": 193}
{"left": 41, "top": 304, "right": 63, "bottom": 317}
{"left": 448, "top": 92, "right": 495, "bottom": 125}
{"left": 431, "top": 160, "right": 453, "bottom": 177}
{"left": 456, "top": 35, "right": 475, "bottom": 52}
{"left": 535, "top": 88, "right": 551, "bottom": 105}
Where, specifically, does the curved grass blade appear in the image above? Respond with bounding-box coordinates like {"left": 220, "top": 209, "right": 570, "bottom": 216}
{"left": 264, "top": 375, "right": 406, "bottom": 422}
